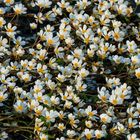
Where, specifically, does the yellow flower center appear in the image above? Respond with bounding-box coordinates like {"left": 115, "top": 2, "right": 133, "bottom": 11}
{"left": 96, "top": 133, "right": 102, "bottom": 139}
{"left": 88, "top": 112, "right": 94, "bottom": 117}
{"left": 15, "top": 9, "right": 21, "bottom": 15}
{"left": 35, "top": 126, "right": 41, "bottom": 132}
{"left": 104, "top": 35, "right": 109, "bottom": 41}
{"left": 36, "top": 110, "right": 41, "bottom": 116}
{"left": 63, "top": 95, "right": 67, "bottom": 100}
{"left": 48, "top": 39, "right": 54, "bottom": 45}
{"left": 0, "top": 20, "right": 3, "bottom": 27}
{"left": 6, "top": 0, "right": 11, "bottom": 3}
{"left": 37, "top": 96, "right": 42, "bottom": 101}
{"left": 114, "top": 32, "right": 120, "bottom": 40}
{"left": 112, "top": 99, "right": 118, "bottom": 105}
{"left": 46, "top": 115, "right": 51, "bottom": 121}
{"left": 7, "top": 28, "right": 14, "bottom": 32}
{"left": 128, "top": 123, "right": 134, "bottom": 128}
{"left": 17, "top": 105, "right": 23, "bottom": 111}
{"left": 102, "top": 117, "right": 107, "bottom": 123}
{"left": 85, "top": 37, "right": 90, "bottom": 44}
{"left": 130, "top": 137, "right": 135, "bottom": 140}
{"left": 103, "top": 46, "right": 108, "bottom": 52}
{"left": 101, "top": 96, "right": 107, "bottom": 102}
{"left": 44, "top": 100, "right": 48, "bottom": 105}
{"left": 38, "top": 68, "right": 44, "bottom": 73}
{"left": 136, "top": 72, "right": 140, "bottom": 79}
{"left": 39, "top": 55, "right": 45, "bottom": 60}
{"left": 0, "top": 96, "right": 4, "bottom": 102}
{"left": 86, "top": 133, "right": 92, "bottom": 140}
{"left": 120, "top": 93, "right": 125, "bottom": 99}
{"left": 59, "top": 114, "right": 64, "bottom": 120}
{"left": 58, "top": 125, "right": 65, "bottom": 130}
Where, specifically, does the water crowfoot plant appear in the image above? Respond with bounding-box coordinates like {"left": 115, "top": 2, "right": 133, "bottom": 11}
{"left": 0, "top": 0, "right": 140, "bottom": 140}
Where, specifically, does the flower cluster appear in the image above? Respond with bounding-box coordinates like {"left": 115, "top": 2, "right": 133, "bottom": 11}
{"left": 0, "top": 0, "right": 140, "bottom": 139}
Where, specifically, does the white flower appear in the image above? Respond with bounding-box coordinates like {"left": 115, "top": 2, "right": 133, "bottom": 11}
{"left": 112, "top": 20, "right": 122, "bottom": 28}
{"left": 4, "top": 0, "right": 14, "bottom": 5}
{"left": 46, "top": 32, "right": 60, "bottom": 47}
{"left": 39, "top": 133, "right": 48, "bottom": 140}
{"left": 114, "top": 86, "right": 131, "bottom": 100}
{"left": 127, "top": 107, "right": 139, "bottom": 118}
{"left": 112, "top": 55, "right": 123, "bottom": 64}
{"left": 98, "top": 1, "right": 110, "bottom": 10}
{"left": 58, "top": 123, "right": 65, "bottom": 131}
{"left": 57, "top": 73, "right": 66, "bottom": 82}
{"left": 57, "top": 0, "right": 69, "bottom": 9}
{"left": 131, "top": 55, "right": 140, "bottom": 65}
{"left": 87, "top": 48, "right": 94, "bottom": 57}
{"left": 44, "top": 24, "right": 54, "bottom": 32}
{"left": 5, "top": 23, "right": 17, "bottom": 38}
{"left": 128, "top": 118, "right": 138, "bottom": 129}
{"left": 72, "top": 58, "right": 82, "bottom": 68}
{"left": 37, "top": 49, "right": 48, "bottom": 61}
{"left": 106, "top": 77, "right": 121, "bottom": 88}
{"left": 0, "top": 92, "right": 8, "bottom": 102}
{"left": 84, "top": 129, "right": 94, "bottom": 140}
{"left": 127, "top": 133, "right": 140, "bottom": 140}
{"left": 67, "top": 130, "right": 76, "bottom": 138}
{"left": 52, "top": 6, "right": 62, "bottom": 16}
{"left": 28, "top": 100, "right": 39, "bottom": 110}
{"left": 49, "top": 58, "right": 57, "bottom": 69}
{"left": 100, "top": 113, "right": 112, "bottom": 124}
{"left": 75, "top": 80, "right": 87, "bottom": 92}
{"left": 34, "top": 105, "right": 44, "bottom": 116}
{"left": 35, "top": 0, "right": 52, "bottom": 8}
{"left": 45, "top": 11, "right": 56, "bottom": 21}
{"left": 21, "top": 73, "right": 31, "bottom": 82}
{"left": 115, "top": 3, "right": 128, "bottom": 15}
{"left": 73, "top": 48, "right": 84, "bottom": 59}
{"left": 135, "top": 0, "right": 140, "bottom": 5}
{"left": 0, "top": 131, "right": 8, "bottom": 140}
{"left": 34, "top": 12, "right": 45, "bottom": 24}
{"left": 30, "top": 23, "right": 37, "bottom": 29}
{"left": 112, "top": 28, "right": 125, "bottom": 42}
{"left": 14, "top": 100, "right": 27, "bottom": 113}
{"left": 46, "top": 80, "right": 56, "bottom": 90}
{"left": 135, "top": 68, "right": 140, "bottom": 79}
{"left": 81, "top": 33, "right": 94, "bottom": 44}
{"left": 13, "top": 3, "right": 27, "bottom": 15}
{"left": 56, "top": 137, "right": 65, "bottom": 140}
{"left": 0, "top": 8, "right": 5, "bottom": 15}
{"left": 127, "top": 40, "right": 137, "bottom": 53}
{"left": 50, "top": 96, "right": 60, "bottom": 105}
{"left": 85, "top": 120, "right": 92, "bottom": 128}
{"left": 109, "top": 93, "right": 123, "bottom": 105}
{"left": 37, "top": 63, "right": 47, "bottom": 74}
{"left": 65, "top": 37, "right": 74, "bottom": 46}
{"left": 116, "top": 122, "right": 126, "bottom": 134}
{"left": 64, "top": 100, "right": 72, "bottom": 109}
{"left": 60, "top": 92, "right": 70, "bottom": 101}
{"left": 34, "top": 93, "right": 43, "bottom": 102}
{"left": 43, "top": 110, "right": 58, "bottom": 122}
{"left": 85, "top": 106, "right": 97, "bottom": 119}
{"left": 95, "top": 130, "right": 104, "bottom": 139}
{"left": 0, "top": 17, "right": 6, "bottom": 28}
{"left": 78, "top": 68, "right": 89, "bottom": 78}
{"left": 98, "top": 87, "right": 110, "bottom": 102}
{"left": 0, "top": 67, "right": 9, "bottom": 75}
{"left": 0, "top": 37, "right": 8, "bottom": 47}
{"left": 13, "top": 36, "right": 26, "bottom": 46}
{"left": 76, "top": 0, "right": 91, "bottom": 9}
